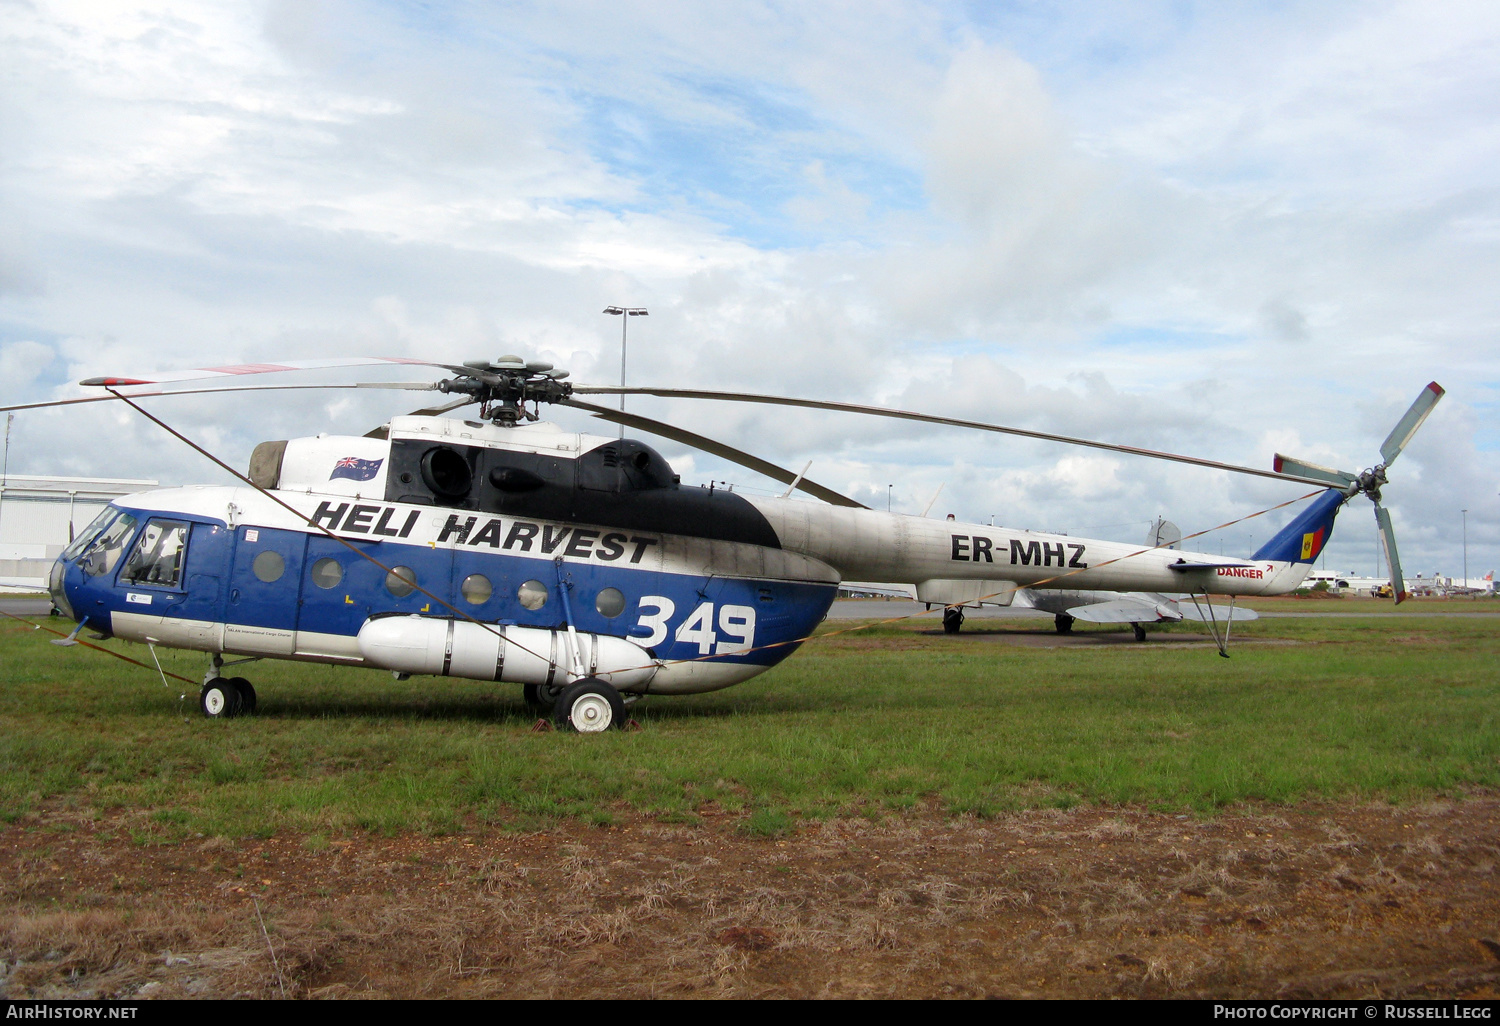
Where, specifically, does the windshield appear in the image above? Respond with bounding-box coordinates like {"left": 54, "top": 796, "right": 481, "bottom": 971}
{"left": 60, "top": 508, "right": 119, "bottom": 562}
{"left": 79, "top": 512, "right": 139, "bottom": 578}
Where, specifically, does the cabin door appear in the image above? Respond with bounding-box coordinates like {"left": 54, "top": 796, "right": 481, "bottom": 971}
{"left": 224, "top": 526, "right": 308, "bottom": 656}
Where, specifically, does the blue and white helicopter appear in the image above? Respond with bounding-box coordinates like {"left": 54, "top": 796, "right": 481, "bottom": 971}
{"left": 12, "top": 359, "right": 1442, "bottom": 730}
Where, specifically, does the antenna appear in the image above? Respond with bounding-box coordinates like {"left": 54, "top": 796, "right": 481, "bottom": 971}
{"left": 780, "top": 460, "right": 813, "bottom": 499}
{"left": 920, "top": 483, "right": 945, "bottom": 517}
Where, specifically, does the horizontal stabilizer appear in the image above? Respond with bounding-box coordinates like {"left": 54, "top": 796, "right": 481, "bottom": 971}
{"left": 1067, "top": 599, "right": 1180, "bottom": 624}
{"left": 1175, "top": 603, "right": 1260, "bottom": 623}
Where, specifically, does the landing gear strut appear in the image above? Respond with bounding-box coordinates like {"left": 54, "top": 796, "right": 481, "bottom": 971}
{"left": 1054, "top": 613, "right": 1074, "bottom": 635}
{"left": 942, "top": 607, "right": 965, "bottom": 634}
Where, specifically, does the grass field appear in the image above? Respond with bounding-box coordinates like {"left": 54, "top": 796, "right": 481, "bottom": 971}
{"left": 1, "top": 604, "right": 1497, "bottom": 840}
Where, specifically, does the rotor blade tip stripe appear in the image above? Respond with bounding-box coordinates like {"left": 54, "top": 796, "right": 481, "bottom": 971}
{"left": 200, "top": 363, "right": 297, "bottom": 375}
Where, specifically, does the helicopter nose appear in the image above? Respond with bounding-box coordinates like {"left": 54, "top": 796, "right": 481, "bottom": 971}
{"left": 47, "top": 556, "right": 75, "bottom": 620}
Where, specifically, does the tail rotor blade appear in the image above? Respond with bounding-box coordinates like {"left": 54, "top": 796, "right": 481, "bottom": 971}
{"left": 1374, "top": 503, "right": 1407, "bottom": 604}
{"left": 1273, "top": 454, "right": 1359, "bottom": 490}
{"left": 1379, "top": 382, "right": 1445, "bottom": 466}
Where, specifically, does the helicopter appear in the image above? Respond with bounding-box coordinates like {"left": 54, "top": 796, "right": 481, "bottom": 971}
{"left": 7, "top": 358, "right": 1442, "bottom": 731}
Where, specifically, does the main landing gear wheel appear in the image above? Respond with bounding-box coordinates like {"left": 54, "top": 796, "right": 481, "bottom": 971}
{"left": 554, "top": 679, "right": 627, "bottom": 733}
{"left": 942, "top": 608, "right": 965, "bottom": 634}
{"left": 227, "top": 677, "right": 257, "bottom": 714}
{"left": 524, "top": 682, "right": 564, "bottom": 716}
{"left": 1132, "top": 623, "right": 1147, "bottom": 643}
{"left": 200, "top": 678, "right": 243, "bottom": 719}
{"left": 1054, "top": 613, "right": 1075, "bottom": 635}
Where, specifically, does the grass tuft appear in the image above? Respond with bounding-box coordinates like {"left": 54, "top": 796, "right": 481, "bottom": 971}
{"left": 741, "top": 808, "right": 794, "bottom": 838}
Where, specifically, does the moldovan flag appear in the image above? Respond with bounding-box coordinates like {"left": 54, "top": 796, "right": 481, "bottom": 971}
{"left": 1300, "top": 527, "right": 1326, "bottom": 561}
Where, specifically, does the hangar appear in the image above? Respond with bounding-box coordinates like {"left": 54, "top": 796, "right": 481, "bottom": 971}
{"left": 0, "top": 475, "right": 157, "bottom": 592}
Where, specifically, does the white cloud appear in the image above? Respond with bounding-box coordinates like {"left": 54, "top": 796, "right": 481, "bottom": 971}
{"left": 0, "top": 0, "right": 1495, "bottom": 578}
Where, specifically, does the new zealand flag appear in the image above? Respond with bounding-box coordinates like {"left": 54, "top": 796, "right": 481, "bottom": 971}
{"left": 330, "top": 456, "right": 383, "bottom": 482}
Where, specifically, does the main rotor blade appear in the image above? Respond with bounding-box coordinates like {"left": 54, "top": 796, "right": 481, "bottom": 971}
{"left": 576, "top": 385, "right": 1340, "bottom": 489}
{"left": 0, "top": 381, "right": 438, "bottom": 415}
{"left": 560, "top": 398, "right": 867, "bottom": 508}
{"left": 1379, "top": 381, "right": 1445, "bottom": 466}
{"left": 1272, "top": 454, "right": 1359, "bottom": 490}
{"left": 76, "top": 356, "right": 439, "bottom": 387}
{"left": 1374, "top": 503, "right": 1407, "bottom": 605}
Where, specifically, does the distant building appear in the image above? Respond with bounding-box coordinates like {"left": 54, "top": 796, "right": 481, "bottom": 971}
{"left": 1408, "top": 572, "right": 1495, "bottom": 597}
{"left": 1301, "top": 569, "right": 1389, "bottom": 596}
{"left": 0, "top": 475, "right": 157, "bottom": 592}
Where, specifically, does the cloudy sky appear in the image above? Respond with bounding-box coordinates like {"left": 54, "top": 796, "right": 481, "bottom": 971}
{"left": 2, "top": 0, "right": 1497, "bottom": 578}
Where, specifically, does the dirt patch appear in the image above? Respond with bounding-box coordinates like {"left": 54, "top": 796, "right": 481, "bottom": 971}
{"left": 3, "top": 798, "right": 1498, "bottom": 999}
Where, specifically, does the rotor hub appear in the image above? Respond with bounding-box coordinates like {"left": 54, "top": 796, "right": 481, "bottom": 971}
{"left": 438, "top": 356, "right": 572, "bottom": 426}
{"left": 1356, "top": 465, "right": 1388, "bottom": 503}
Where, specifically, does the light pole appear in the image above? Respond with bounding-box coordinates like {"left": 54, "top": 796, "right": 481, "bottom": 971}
{"left": 1462, "top": 508, "right": 1468, "bottom": 594}
{"left": 0, "top": 413, "right": 12, "bottom": 540}
{"left": 603, "top": 306, "right": 647, "bottom": 438}
{"left": 887, "top": 484, "right": 893, "bottom": 512}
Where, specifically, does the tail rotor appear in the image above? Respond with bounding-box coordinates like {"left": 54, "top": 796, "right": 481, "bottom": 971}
{"left": 1273, "top": 383, "right": 1444, "bottom": 604}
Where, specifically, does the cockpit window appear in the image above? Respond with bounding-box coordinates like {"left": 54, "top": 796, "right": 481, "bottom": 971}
{"left": 79, "top": 512, "right": 139, "bottom": 578}
{"left": 118, "top": 519, "right": 189, "bottom": 588}
{"left": 61, "top": 508, "right": 119, "bottom": 562}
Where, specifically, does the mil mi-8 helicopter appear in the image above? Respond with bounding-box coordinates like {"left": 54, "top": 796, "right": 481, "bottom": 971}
{"left": 7, "top": 357, "right": 1442, "bottom": 731}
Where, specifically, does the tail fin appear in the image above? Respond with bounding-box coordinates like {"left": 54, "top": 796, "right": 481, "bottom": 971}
{"left": 1252, "top": 488, "right": 1348, "bottom": 564}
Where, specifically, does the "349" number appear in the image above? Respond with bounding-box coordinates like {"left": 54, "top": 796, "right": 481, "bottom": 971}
{"left": 635, "top": 597, "right": 756, "bottom": 655}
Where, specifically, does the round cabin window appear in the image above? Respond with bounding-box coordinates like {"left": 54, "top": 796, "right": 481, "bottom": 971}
{"left": 252, "top": 550, "right": 285, "bottom": 583}
{"left": 517, "top": 580, "right": 548, "bottom": 610}
{"left": 461, "top": 574, "right": 492, "bottom": 605}
{"left": 385, "top": 566, "right": 418, "bottom": 598}
{"left": 310, "top": 557, "right": 343, "bottom": 589}
{"left": 595, "top": 587, "right": 626, "bottom": 618}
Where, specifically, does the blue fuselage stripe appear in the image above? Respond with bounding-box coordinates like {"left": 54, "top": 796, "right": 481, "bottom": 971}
{"left": 60, "top": 509, "right": 836, "bottom": 668}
